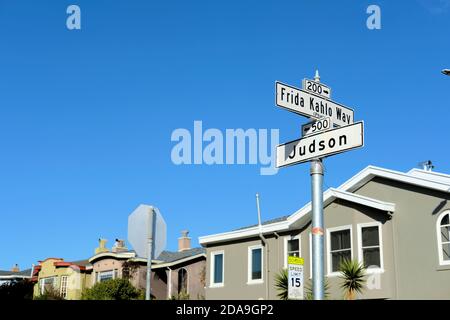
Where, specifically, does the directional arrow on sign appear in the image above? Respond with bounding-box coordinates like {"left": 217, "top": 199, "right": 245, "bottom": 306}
{"left": 276, "top": 81, "right": 354, "bottom": 127}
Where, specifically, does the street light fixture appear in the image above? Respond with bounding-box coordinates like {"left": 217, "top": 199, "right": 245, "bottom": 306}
{"left": 442, "top": 69, "right": 450, "bottom": 76}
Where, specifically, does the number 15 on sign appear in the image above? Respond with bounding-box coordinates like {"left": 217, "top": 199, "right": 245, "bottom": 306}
{"left": 288, "top": 256, "right": 304, "bottom": 300}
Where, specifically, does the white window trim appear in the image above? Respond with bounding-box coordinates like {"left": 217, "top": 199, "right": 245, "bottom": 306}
{"left": 210, "top": 250, "right": 224, "bottom": 288}
{"left": 178, "top": 268, "right": 189, "bottom": 294}
{"left": 357, "top": 222, "right": 384, "bottom": 274}
{"left": 60, "top": 276, "right": 68, "bottom": 299}
{"left": 283, "top": 235, "right": 301, "bottom": 269}
{"left": 98, "top": 270, "right": 114, "bottom": 282}
{"left": 247, "top": 245, "right": 264, "bottom": 285}
{"left": 40, "top": 276, "right": 57, "bottom": 295}
{"left": 436, "top": 210, "right": 450, "bottom": 266}
{"left": 326, "top": 225, "right": 353, "bottom": 277}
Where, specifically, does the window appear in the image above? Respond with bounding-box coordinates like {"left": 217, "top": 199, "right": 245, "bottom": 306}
{"left": 210, "top": 251, "right": 224, "bottom": 287}
{"left": 98, "top": 270, "right": 114, "bottom": 282}
{"left": 357, "top": 223, "right": 383, "bottom": 272}
{"left": 60, "top": 276, "right": 68, "bottom": 299}
{"left": 248, "top": 245, "right": 263, "bottom": 284}
{"left": 40, "top": 276, "right": 56, "bottom": 294}
{"left": 178, "top": 268, "right": 188, "bottom": 294}
{"left": 284, "top": 236, "right": 301, "bottom": 268}
{"left": 437, "top": 211, "right": 450, "bottom": 265}
{"left": 327, "top": 226, "right": 352, "bottom": 275}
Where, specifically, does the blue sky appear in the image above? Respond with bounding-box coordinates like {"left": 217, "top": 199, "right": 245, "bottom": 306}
{"left": 0, "top": 0, "right": 449, "bottom": 270}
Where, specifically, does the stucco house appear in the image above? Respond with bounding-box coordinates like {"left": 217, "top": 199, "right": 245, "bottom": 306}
{"left": 32, "top": 258, "right": 92, "bottom": 299}
{"left": 199, "top": 166, "right": 450, "bottom": 300}
{"left": 0, "top": 265, "right": 32, "bottom": 286}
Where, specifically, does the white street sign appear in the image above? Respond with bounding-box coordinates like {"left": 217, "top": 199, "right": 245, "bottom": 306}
{"left": 276, "top": 81, "right": 354, "bottom": 127}
{"left": 128, "top": 204, "right": 167, "bottom": 259}
{"left": 303, "top": 78, "right": 331, "bottom": 99}
{"left": 288, "top": 256, "right": 304, "bottom": 300}
{"left": 276, "top": 122, "right": 364, "bottom": 168}
{"left": 302, "top": 117, "right": 332, "bottom": 137}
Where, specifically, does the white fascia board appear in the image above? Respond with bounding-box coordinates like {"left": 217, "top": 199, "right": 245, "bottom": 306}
{"left": 199, "top": 221, "right": 290, "bottom": 246}
{"left": 0, "top": 275, "right": 31, "bottom": 280}
{"left": 88, "top": 251, "right": 136, "bottom": 263}
{"left": 329, "top": 188, "right": 395, "bottom": 213}
{"left": 407, "top": 169, "right": 450, "bottom": 186}
{"left": 338, "top": 166, "right": 450, "bottom": 193}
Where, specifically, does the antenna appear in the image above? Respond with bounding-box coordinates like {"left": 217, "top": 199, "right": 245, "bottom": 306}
{"left": 256, "top": 193, "right": 262, "bottom": 227}
{"left": 418, "top": 160, "right": 434, "bottom": 171}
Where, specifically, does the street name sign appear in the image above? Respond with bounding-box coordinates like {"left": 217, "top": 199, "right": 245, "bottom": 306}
{"left": 302, "top": 117, "right": 332, "bottom": 137}
{"left": 303, "top": 78, "right": 331, "bottom": 99}
{"left": 288, "top": 256, "right": 304, "bottom": 300}
{"left": 276, "top": 122, "right": 364, "bottom": 168}
{"left": 275, "top": 81, "right": 354, "bottom": 127}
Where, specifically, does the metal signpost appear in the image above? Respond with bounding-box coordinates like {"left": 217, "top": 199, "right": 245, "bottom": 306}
{"left": 288, "top": 256, "right": 304, "bottom": 300}
{"left": 275, "top": 71, "right": 364, "bottom": 300}
{"left": 128, "top": 204, "right": 167, "bottom": 300}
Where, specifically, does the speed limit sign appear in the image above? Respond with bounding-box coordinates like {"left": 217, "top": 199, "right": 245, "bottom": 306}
{"left": 288, "top": 256, "right": 304, "bottom": 300}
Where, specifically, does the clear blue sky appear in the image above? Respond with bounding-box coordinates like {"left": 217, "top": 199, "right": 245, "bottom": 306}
{"left": 1, "top": 0, "right": 449, "bottom": 270}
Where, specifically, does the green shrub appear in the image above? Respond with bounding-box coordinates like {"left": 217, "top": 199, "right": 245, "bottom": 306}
{"left": 81, "top": 278, "right": 141, "bottom": 300}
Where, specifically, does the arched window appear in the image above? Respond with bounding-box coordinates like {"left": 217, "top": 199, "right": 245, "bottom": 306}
{"left": 437, "top": 211, "right": 450, "bottom": 265}
{"left": 178, "top": 268, "right": 188, "bottom": 294}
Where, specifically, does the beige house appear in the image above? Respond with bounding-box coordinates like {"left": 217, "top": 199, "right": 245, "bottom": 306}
{"left": 89, "top": 231, "right": 206, "bottom": 300}
{"left": 199, "top": 166, "right": 450, "bottom": 300}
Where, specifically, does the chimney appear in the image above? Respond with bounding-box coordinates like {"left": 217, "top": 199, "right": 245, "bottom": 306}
{"left": 112, "top": 238, "right": 128, "bottom": 253}
{"left": 95, "top": 238, "right": 109, "bottom": 254}
{"left": 11, "top": 264, "right": 19, "bottom": 272}
{"left": 178, "top": 230, "right": 191, "bottom": 252}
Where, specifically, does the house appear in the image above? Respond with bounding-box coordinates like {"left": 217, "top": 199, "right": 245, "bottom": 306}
{"left": 88, "top": 231, "right": 206, "bottom": 300}
{"left": 32, "top": 258, "right": 92, "bottom": 299}
{"left": 0, "top": 265, "right": 32, "bottom": 286}
{"left": 199, "top": 166, "right": 450, "bottom": 300}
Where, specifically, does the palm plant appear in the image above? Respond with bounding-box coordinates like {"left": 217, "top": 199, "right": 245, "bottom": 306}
{"left": 304, "top": 277, "right": 331, "bottom": 300}
{"left": 338, "top": 259, "right": 366, "bottom": 300}
{"left": 274, "top": 269, "right": 288, "bottom": 300}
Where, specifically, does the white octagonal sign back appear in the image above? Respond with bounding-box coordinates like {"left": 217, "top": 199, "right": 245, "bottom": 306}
{"left": 128, "top": 204, "right": 166, "bottom": 259}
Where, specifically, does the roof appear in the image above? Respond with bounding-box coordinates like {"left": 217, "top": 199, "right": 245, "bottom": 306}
{"left": 234, "top": 215, "right": 290, "bottom": 231}
{"left": 156, "top": 247, "right": 206, "bottom": 263}
{"left": 88, "top": 251, "right": 136, "bottom": 263}
{"left": 0, "top": 269, "right": 32, "bottom": 277}
{"left": 199, "top": 165, "right": 449, "bottom": 246}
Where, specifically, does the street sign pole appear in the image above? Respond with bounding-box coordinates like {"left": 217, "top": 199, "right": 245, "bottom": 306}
{"left": 146, "top": 209, "right": 155, "bottom": 301}
{"left": 311, "top": 71, "right": 324, "bottom": 300}
{"left": 311, "top": 159, "right": 324, "bottom": 300}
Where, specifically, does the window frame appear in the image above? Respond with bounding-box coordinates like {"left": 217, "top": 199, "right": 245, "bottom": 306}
{"left": 210, "top": 250, "right": 224, "bottom": 288}
{"left": 357, "top": 222, "right": 384, "bottom": 274}
{"left": 436, "top": 210, "right": 450, "bottom": 266}
{"left": 247, "top": 245, "right": 264, "bottom": 284}
{"left": 326, "top": 225, "right": 353, "bottom": 277}
{"left": 40, "top": 276, "right": 57, "bottom": 295}
{"left": 284, "top": 235, "right": 301, "bottom": 269}
{"left": 97, "top": 270, "right": 114, "bottom": 282}
{"left": 60, "top": 275, "right": 68, "bottom": 299}
{"left": 177, "top": 268, "right": 189, "bottom": 294}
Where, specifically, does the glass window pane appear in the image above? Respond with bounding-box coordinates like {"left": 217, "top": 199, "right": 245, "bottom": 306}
{"left": 363, "top": 248, "right": 380, "bottom": 268}
{"left": 441, "top": 226, "right": 450, "bottom": 243}
{"left": 214, "top": 254, "right": 223, "bottom": 284}
{"left": 252, "top": 248, "right": 262, "bottom": 280}
{"left": 288, "top": 239, "right": 299, "bottom": 253}
{"left": 331, "top": 230, "right": 351, "bottom": 251}
{"left": 443, "top": 243, "right": 450, "bottom": 261}
{"left": 331, "top": 250, "right": 351, "bottom": 272}
{"left": 441, "top": 214, "right": 449, "bottom": 226}
{"left": 362, "top": 226, "right": 379, "bottom": 247}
